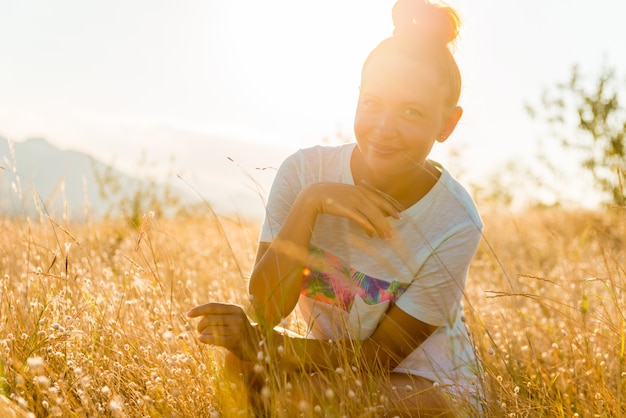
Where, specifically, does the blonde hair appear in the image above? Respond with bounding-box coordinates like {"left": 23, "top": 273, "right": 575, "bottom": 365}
{"left": 362, "top": 0, "right": 462, "bottom": 108}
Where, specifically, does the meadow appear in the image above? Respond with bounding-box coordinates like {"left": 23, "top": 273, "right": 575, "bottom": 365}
{"left": 0, "top": 205, "right": 624, "bottom": 417}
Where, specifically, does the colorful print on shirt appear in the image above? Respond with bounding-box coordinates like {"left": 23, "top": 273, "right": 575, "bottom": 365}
{"left": 301, "top": 246, "right": 410, "bottom": 312}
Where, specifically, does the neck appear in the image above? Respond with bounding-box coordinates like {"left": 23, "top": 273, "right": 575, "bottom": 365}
{"left": 351, "top": 148, "right": 441, "bottom": 210}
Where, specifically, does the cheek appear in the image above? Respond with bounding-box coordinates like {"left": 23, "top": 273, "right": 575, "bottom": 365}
{"left": 353, "top": 110, "right": 372, "bottom": 137}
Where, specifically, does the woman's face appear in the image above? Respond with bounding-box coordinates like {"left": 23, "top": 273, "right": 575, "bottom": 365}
{"left": 354, "top": 53, "right": 460, "bottom": 179}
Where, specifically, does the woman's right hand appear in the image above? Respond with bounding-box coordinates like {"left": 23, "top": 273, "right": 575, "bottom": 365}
{"left": 301, "top": 182, "right": 403, "bottom": 239}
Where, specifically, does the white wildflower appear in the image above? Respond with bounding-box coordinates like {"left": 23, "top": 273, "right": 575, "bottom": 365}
{"left": 27, "top": 356, "right": 45, "bottom": 371}
{"left": 324, "top": 388, "right": 334, "bottom": 399}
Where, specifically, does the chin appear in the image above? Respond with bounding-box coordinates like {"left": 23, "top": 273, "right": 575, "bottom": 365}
{"left": 363, "top": 158, "right": 406, "bottom": 178}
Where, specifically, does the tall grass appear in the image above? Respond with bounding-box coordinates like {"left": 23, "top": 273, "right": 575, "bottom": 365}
{"left": 0, "top": 206, "right": 624, "bottom": 416}
{"left": 471, "top": 207, "right": 625, "bottom": 417}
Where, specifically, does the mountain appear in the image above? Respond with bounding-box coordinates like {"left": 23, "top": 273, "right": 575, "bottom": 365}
{"left": 0, "top": 136, "right": 283, "bottom": 221}
{"left": 0, "top": 137, "right": 140, "bottom": 219}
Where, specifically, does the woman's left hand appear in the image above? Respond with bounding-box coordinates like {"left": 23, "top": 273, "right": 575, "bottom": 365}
{"left": 187, "top": 303, "right": 260, "bottom": 361}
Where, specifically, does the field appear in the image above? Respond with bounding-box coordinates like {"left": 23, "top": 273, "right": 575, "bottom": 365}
{"left": 0, "top": 206, "right": 624, "bottom": 417}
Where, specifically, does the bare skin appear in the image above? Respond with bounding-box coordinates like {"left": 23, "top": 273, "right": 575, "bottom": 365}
{"left": 219, "top": 351, "right": 455, "bottom": 417}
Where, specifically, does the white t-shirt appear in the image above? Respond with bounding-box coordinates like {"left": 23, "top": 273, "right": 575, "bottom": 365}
{"left": 260, "top": 143, "right": 483, "bottom": 397}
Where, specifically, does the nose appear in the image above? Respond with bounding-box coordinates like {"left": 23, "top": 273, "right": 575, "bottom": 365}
{"left": 374, "top": 111, "right": 398, "bottom": 138}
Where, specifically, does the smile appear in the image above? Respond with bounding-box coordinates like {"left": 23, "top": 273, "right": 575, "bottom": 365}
{"left": 369, "top": 143, "right": 401, "bottom": 157}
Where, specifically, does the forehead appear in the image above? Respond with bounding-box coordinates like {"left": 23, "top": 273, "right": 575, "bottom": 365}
{"left": 360, "top": 54, "right": 444, "bottom": 102}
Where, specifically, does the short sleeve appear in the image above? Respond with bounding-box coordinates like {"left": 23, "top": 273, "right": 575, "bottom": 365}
{"left": 259, "top": 152, "right": 303, "bottom": 243}
{"left": 395, "top": 223, "right": 481, "bottom": 327}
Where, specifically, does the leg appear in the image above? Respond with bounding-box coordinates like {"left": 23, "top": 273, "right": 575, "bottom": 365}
{"left": 382, "top": 373, "right": 455, "bottom": 417}
{"left": 220, "top": 353, "right": 455, "bottom": 417}
{"left": 282, "top": 371, "right": 456, "bottom": 417}
{"left": 219, "top": 351, "right": 266, "bottom": 417}
{"left": 221, "top": 351, "right": 293, "bottom": 417}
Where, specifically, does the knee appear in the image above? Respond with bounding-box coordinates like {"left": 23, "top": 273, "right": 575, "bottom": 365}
{"left": 223, "top": 351, "right": 253, "bottom": 382}
{"left": 224, "top": 351, "right": 245, "bottom": 373}
{"left": 223, "top": 351, "right": 265, "bottom": 389}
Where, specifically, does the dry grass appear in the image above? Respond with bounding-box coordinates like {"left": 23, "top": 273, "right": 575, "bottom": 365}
{"left": 470, "top": 207, "right": 625, "bottom": 417}
{"left": 0, "top": 206, "right": 624, "bottom": 417}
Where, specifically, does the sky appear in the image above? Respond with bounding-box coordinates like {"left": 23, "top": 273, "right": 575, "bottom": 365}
{"left": 1, "top": 0, "right": 625, "bottom": 210}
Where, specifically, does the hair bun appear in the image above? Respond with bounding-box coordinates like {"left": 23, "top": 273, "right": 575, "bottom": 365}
{"left": 392, "top": 0, "right": 459, "bottom": 47}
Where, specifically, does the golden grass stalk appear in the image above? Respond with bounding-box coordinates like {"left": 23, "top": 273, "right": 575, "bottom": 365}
{"left": 0, "top": 206, "right": 623, "bottom": 416}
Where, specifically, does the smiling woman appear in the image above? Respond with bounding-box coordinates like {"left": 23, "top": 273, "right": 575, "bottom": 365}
{"left": 353, "top": 51, "right": 463, "bottom": 208}
{"left": 187, "top": 0, "right": 485, "bottom": 416}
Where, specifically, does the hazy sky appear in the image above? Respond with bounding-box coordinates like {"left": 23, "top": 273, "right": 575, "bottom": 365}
{"left": 1, "top": 0, "right": 624, "bottom": 206}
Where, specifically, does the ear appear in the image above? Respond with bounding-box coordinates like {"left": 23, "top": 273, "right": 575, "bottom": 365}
{"left": 437, "top": 106, "right": 463, "bottom": 143}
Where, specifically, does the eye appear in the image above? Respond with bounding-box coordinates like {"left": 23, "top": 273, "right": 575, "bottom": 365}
{"left": 403, "top": 107, "right": 424, "bottom": 119}
{"left": 359, "top": 97, "right": 381, "bottom": 111}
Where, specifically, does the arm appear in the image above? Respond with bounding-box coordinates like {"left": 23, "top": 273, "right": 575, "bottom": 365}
{"left": 248, "top": 182, "right": 402, "bottom": 328}
{"left": 187, "top": 301, "right": 435, "bottom": 372}
{"left": 188, "top": 220, "right": 481, "bottom": 372}
{"left": 247, "top": 186, "right": 318, "bottom": 329}
{"left": 274, "top": 303, "right": 438, "bottom": 372}
{"left": 264, "top": 222, "right": 482, "bottom": 371}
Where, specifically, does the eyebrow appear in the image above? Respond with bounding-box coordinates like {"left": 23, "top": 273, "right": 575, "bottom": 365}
{"left": 359, "top": 92, "right": 429, "bottom": 110}
{"left": 402, "top": 101, "right": 426, "bottom": 107}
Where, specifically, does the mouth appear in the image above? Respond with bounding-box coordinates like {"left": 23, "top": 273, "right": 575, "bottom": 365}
{"left": 368, "top": 142, "right": 401, "bottom": 157}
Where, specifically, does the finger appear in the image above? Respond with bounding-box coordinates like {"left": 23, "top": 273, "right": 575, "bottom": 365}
{"left": 360, "top": 181, "right": 404, "bottom": 216}
{"left": 197, "top": 320, "right": 231, "bottom": 335}
{"left": 333, "top": 194, "right": 392, "bottom": 239}
{"left": 196, "top": 326, "right": 257, "bottom": 361}
{"left": 197, "top": 331, "right": 239, "bottom": 348}
{"left": 186, "top": 302, "right": 243, "bottom": 318}
{"left": 197, "top": 323, "right": 238, "bottom": 337}
{"left": 196, "top": 313, "right": 245, "bottom": 333}
{"left": 354, "top": 213, "right": 378, "bottom": 238}
{"left": 356, "top": 205, "right": 394, "bottom": 239}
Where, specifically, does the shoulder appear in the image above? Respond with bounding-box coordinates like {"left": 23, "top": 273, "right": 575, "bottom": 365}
{"left": 278, "top": 143, "right": 355, "bottom": 178}
{"left": 283, "top": 143, "right": 354, "bottom": 164}
{"left": 433, "top": 167, "right": 483, "bottom": 231}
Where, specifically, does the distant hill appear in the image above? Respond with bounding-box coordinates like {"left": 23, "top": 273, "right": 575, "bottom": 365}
{"left": 0, "top": 137, "right": 149, "bottom": 220}
{"left": 0, "top": 136, "right": 292, "bottom": 221}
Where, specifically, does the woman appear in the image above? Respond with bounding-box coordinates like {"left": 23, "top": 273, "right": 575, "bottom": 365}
{"left": 188, "top": 0, "right": 483, "bottom": 415}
